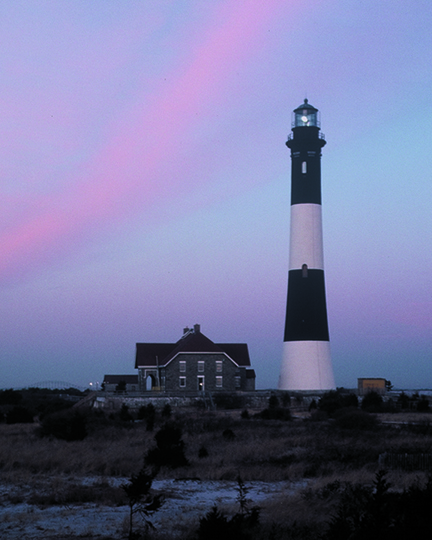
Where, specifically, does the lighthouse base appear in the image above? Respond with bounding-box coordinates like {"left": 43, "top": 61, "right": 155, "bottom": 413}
{"left": 279, "top": 341, "right": 335, "bottom": 390}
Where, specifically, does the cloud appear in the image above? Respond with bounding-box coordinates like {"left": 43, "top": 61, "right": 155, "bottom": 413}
{"left": 0, "top": 1, "right": 290, "bottom": 285}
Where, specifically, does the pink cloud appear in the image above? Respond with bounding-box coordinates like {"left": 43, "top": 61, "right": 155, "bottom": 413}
{"left": 0, "top": 1, "right": 293, "bottom": 284}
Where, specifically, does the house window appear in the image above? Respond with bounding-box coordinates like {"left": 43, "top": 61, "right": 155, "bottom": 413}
{"left": 216, "top": 361, "right": 223, "bottom": 373}
{"left": 302, "top": 161, "right": 307, "bottom": 174}
{"left": 197, "top": 376, "right": 205, "bottom": 391}
{"left": 235, "top": 376, "right": 241, "bottom": 388}
{"left": 179, "top": 361, "right": 186, "bottom": 373}
{"left": 179, "top": 377, "right": 186, "bottom": 388}
{"left": 216, "top": 376, "right": 223, "bottom": 388}
{"left": 198, "top": 361, "right": 205, "bottom": 372}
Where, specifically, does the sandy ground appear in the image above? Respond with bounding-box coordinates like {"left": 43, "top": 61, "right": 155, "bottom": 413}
{"left": 0, "top": 477, "right": 301, "bottom": 539}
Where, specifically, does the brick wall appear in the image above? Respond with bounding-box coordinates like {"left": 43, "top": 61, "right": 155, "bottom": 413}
{"left": 165, "top": 353, "right": 241, "bottom": 392}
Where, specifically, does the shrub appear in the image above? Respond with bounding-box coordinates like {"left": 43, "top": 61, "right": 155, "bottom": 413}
{"left": 137, "top": 403, "right": 156, "bottom": 430}
{"left": 121, "top": 467, "right": 163, "bottom": 540}
{"left": 198, "top": 506, "right": 230, "bottom": 540}
{"left": 397, "top": 392, "right": 410, "bottom": 410}
{"left": 223, "top": 428, "right": 235, "bottom": 440}
{"left": 213, "top": 393, "right": 246, "bottom": 410}
{"left": 334, "top": 408, "right": 379, "bottom": 430}
{"left": 417, "top": 396, "right": 430, "bottom": 412}
{"left": 6, "top": 406, "right": 34, "bottom": 424}
{"left": 309, "top": 399, "right": 318, "bottom": 411}
{"left": 280, "top": 392, "right": 291, "bottom": 407}
{"left": 145, "top": 423, "right": 189, "bottom": 469}
{"left": 361, "top": 391, "right": 383, "bottom": 413}
{"left": 197, "top": 476, "right": 260, "bottom": 540}
{"left": 322, "top": 471, "right": 432, "bottom": 540}
{"left": 198, "top": 445, "right": 209, "bottom": 458}
{"left": 268, "top": 394, "right": 279, "bottom": 409}
{"left": 119, "top": 404, "right": 134, "bottom": 423}
{"left": 309, "top": 409, "right": 328, "bottom": 421}
{"left": 161, "top": 403, "right": 172, "bottom": 418}
{"left": 319, "top": 390, "right": 358, "bottom": 416}
{"left": 36, "top": 398, "right": 73, "bottom": 419}
{"left": 258, "top": 407, "right": 291, "bottom": 421}
{"left": 39, "top": 409, "right": 87, "bottom": 441}
{"left": 115, "top": 380, "right": 127, "bottom": 394}
{"left": 0, "top": 389, "right": 23, "bottom": 405}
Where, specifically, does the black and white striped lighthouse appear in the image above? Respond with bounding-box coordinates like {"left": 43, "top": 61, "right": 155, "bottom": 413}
{"left": 278, "top": 99, "right": 335, "bottom": 390}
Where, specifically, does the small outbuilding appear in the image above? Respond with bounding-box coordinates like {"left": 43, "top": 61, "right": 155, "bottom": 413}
{"left": 135, "top": 324, "right": 255, "bottom": 393}
{"left": 358, "top": 378, "right": 387, "bottom": 396}
{"left": 102, "top": 374, "right": 139, "bottom": 393}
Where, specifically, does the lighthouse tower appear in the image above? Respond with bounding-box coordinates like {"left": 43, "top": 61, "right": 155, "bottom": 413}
{"left": 278, "top": 99, "right": 335, "bottom": 390}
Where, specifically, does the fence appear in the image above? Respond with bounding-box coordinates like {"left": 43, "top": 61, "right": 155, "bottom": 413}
{"left": 379, "top": 452, "right": 432, "bottom": 471}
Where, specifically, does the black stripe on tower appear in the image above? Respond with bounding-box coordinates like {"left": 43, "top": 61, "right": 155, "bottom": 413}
{"left": 284, "top": 268, "right": 329, "bottom": 342}
{"left": 287, "top": 126, "right": 325, "bottom": 205}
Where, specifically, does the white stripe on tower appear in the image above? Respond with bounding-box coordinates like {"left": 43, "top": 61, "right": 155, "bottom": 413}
{"left": 278, "top": 99, "right": 335, "bottom": 391}
{"left": 289, "top": 204, "right": 324, "bottom": 270}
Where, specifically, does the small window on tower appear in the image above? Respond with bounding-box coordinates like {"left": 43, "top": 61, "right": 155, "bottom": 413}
{"left": 302, "top": 264, "right": 308, "bottom": 277}
{"left": 302, "top": 161, "right": 307, "bottom": 174}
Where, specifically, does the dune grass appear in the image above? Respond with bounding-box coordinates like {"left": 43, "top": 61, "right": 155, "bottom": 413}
{"left": 1, "top": 408, "right": 432, "bottom": 484}
{"left": 2, "top": 408, "right": 432, "bottom": 538}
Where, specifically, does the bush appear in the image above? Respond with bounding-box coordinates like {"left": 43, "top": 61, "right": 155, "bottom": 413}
{"left": 322, "top": 471, "right": 432, "bottom": 540}
{"left": 119, "top": 404, "right": 134, "bottom": 423}
{"left": 268, "top": 394, "right": 279, "bottom": 409}
{"left": 137, "top": 403, "right": 156, "bottom": 430}
{"left": 36, "top": 398, "right": 74, "bottom": 419}
{"left": 39, "top": 409, "right": 87, "bottom": 441}
{"left": 334, "top": 408, "right": 379, "bottom": 430}
{"left": 361, "top": 391, "right": 383, "bottom": 413}
{"left": 197, "top": 477, "right": 260, "bottom": 540}
{"left": 115, "top": 381, "right": 127, "bottom": 394}
{"left": 319, "top": 390, "right": 358, "bottom": 416}
{"left": 198, "top": 445, "right": 209, "bottom": 458}
{"left": 213, "top": 393, "right": 246, "bottom": 410}
{"left": 223, "top": 428, "right": 235, "bottom": 440}
{"left": 198, "top": 506, "right": 230, "bottom": 540}
{"left": 0, "top": 389, "right": 23, "bottom": 405}
{"left": 161, "top": 403, "right": 172, "bottom": 418}
{"left": 397, "top": 392, "right": 410, "bottom": 410}
{"left": 145, "top": 423, "right": 189, "bottom": 469}
{"left": 121, "top": 467, "right": 163, "bottom": 540}
{"left": 6, "top": 406, "right": 34, "bottom": 424}
{"left": 258, "top": 407, "right": 291, "bottom": 421}
{"left": 417, "top": 396, "right": 430, "bottom": 412}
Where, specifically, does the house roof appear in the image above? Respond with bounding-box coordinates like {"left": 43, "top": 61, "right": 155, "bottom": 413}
{"left": 103, "top": 374, "right": 139, "bottom": 384}
{"left": 217, "top": 344, "right": 251, "bottom": 367}
{"left": 135, "top": 327, "right": 251, "bottom": 369}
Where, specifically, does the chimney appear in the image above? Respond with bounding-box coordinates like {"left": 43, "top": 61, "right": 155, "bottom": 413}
{"left": 183, "top": 327, "right": 190, "bottom": 335}
{"left": 194, "top": 324, "right": 200, "bottom": 334}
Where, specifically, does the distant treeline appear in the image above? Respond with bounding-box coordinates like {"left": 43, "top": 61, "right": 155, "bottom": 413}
{"left": 0, "top": 387, "right": 86, "bottom": 424}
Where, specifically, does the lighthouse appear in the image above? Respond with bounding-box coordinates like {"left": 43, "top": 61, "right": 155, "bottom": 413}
{"left": 278, "top": 99, "right": 335, "bottom": 390}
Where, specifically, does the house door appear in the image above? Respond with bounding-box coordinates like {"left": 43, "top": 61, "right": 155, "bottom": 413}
{"left": 197, "top": 376, "right": 205, "bottom": 391}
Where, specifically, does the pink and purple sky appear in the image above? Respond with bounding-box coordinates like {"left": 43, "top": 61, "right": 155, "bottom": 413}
{"left": 1, "top": 0, "right": 432, "bottom": 390}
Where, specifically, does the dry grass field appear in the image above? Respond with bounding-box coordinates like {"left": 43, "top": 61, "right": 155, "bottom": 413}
{"left": 1, "top": 402, "right": 432, "bottom": 539}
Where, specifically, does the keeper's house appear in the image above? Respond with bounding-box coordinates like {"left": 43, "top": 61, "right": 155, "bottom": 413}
{"left": 135, "top": 324, "right": 255, "bottom": 393}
